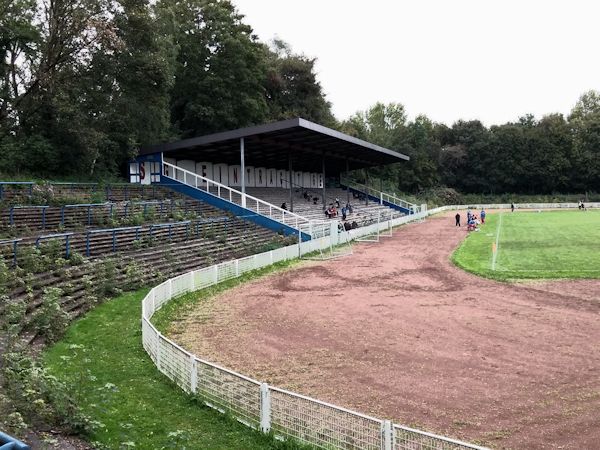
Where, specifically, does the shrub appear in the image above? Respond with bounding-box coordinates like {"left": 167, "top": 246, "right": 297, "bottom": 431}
{"left": 1, "top": 348, "right": 91, "bottom": 434}
{"left": 32, "top": 287, "right": 69, "bottom": 343}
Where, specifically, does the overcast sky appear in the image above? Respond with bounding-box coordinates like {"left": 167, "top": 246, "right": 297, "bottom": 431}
{"left": 233, "top": 0, "right": 599, "bottom": 126}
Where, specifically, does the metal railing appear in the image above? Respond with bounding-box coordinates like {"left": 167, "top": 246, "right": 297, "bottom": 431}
{"left": 0, "top": 182, "right": 34, "bottom": 200}
{"left": 141, "top": 208, "right": 487, "bottom": 450}
{"left": 340, "top": 176, "right": 418, "bottom": 213}
{"left": 162, "top": 162, "right": 311, "bottom": 232}
{"left": 35, "top": 232, "right": 74, "bottom": 258}
{"left": 85, "top": 226, "right": 143, "bottom": 256}
{"left": 0, "top": 238, "right": 21, "bottom": 267}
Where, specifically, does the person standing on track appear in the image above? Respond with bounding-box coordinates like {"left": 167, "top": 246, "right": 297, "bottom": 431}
{"left": 480, "top": 209, "right": 486, "bottom": 224}
{"left": 455, "top": 212, "right": 461, "bottom": 227}
{"left": 511, "top": 202, "right": 515, "bottom": 212}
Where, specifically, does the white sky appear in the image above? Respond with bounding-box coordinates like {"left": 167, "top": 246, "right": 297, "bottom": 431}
{"left": 232, "top": 0, "right": 600, "bottom": 126}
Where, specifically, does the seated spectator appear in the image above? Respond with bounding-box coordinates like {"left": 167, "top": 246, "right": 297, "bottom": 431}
{"left": 313, "top": 196, "right": 318, "bottom": 205}
{"left": 351, "top": 221, "right": 359, "bottom": 229}
{"left": 281, "top": 202, "right": 287, "bottom": 211}
{"left": 338, "top": 222, "right": 344, "bottom": 232}
{"left": 344, "top": 221, "right": 352, "bottom": 231}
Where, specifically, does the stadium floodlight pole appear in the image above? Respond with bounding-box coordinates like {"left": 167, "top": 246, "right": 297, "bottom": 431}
{"left": 288, "top": 150, "right": 294, "bottom": 212}
{"left": 321, "top": 151, "right": 326, "bottom": 207}
{"left": 240, "top": 137, "right": 246, "bottom": 208}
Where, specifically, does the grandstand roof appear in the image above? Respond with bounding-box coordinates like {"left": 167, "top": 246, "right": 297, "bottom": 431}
{"left": 139, "top": 118, "right": 409, "bottom": 175}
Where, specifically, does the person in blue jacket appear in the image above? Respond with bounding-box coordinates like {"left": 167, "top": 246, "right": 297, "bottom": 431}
{"left": 480, "top": 209, "right": 486, "bottom": 224}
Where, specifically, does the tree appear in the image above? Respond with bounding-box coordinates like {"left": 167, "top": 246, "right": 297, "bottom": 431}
{"left": 163, "top": 0, "right": 268, "bottom": 137}
{"left": 568, "top": 90, "right": 600, "bottom": 192}
{"left": 263, "top": 39, "right": 335, "bottom": 126}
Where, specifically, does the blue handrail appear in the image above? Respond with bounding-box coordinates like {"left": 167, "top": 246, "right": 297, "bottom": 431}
{"left": 85, "top": 226, "right": 143, "bottom": 256}
{"left": 35, "top": 233, "right": 74, "bottom": 258}
{"left": 61, "top": 203, "right": 114, "bottom": 226}
{"left": 9, "top": 205, "right": 50, "bottom": 229}
{"left": 0, "top": 182, "right": 34, "bottom": 201}
{"left": 149, "top": 220, "right": 191, "bottom": 241}
{"left": 0, "top": 431, "right": 30, "bottom": 449}
{"left": 0, "top": 238, "right": 22, "bottom": 267}
{"left": 193, "top": 217, "right": 229, "bottom": 237}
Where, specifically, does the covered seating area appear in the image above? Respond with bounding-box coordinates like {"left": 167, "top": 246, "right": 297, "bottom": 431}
{"left": 135, "top": 118, "right": 409, "bottom": 214}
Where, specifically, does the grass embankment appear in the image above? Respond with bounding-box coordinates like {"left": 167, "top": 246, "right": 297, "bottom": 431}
{"left": 452, "top": 210, "right": 600, "bottom": 281}
{"left": 44, "top": 261, "right": 308, "bottom": 450}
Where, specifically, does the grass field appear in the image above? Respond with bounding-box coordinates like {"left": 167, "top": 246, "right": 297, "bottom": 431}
{"left": 452, "top": 210, "right": 600, "bottom": 280}
{"left": 43, "top": 288, "right": 305, "bottom": 450}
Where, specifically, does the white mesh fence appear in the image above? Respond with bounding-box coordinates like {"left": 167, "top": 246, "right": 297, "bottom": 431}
{"left": 195, "top": 359, "right": 262, "bottom": 429}
{"left": 394, "top": 425, "right": 487, "bottom": 450}
{"left": 270, "top": 387, "right": 384, "bottom": 450}
{"left": 140, "top": 207, "right": 488, "bottom": 450}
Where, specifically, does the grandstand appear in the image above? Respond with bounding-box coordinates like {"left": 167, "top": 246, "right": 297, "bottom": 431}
{"left": 134, "top": 118, "right": 416, "bottom": 239}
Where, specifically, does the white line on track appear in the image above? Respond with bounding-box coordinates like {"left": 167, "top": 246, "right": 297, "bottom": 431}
{"left": 491, "top": 213, "right": 503, "bottom": 271}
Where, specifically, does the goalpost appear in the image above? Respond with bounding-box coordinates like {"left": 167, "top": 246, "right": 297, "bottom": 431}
{"left": 299, "top": 220, "right": 353, "bottom": 260}
{"left": 355, "top": 210, "right": 394, "bottom": 242}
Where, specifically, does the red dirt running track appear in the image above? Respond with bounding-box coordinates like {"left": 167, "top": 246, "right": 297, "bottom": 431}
{"left": 168, "top": 211, "right": 600, "bottom": 449}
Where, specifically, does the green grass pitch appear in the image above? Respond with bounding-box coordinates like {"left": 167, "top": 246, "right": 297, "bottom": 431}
{"left": 452, "top": 210, "right": 600, "bottom": 280}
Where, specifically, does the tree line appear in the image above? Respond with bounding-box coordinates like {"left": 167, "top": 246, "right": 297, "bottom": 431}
{"left": 0, "top": 0, "right": 334, "bottom": 178}
{"left": 343, "top": 91, "right": 600, "bottom": 196}
{"left": 2, "top": 0, "right": 599, "bottom": 195}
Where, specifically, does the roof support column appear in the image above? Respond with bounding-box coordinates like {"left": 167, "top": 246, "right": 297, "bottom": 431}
{"left": 345, "top": 157, "right": 350, "bottom": 204}
{"left": 321, "top": 151, "right": 326, "bottom": 209}
{"left": 365, "top": 168, "right": 369, "bottom": 206}
{"left": 288, "top": 150, "right": 294, "bottom": 213}
{"left": 240, "top": 137, "right": 246, "bottom": 208}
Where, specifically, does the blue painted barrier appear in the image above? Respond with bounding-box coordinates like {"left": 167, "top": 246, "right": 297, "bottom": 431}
{"left": 159, "top": 178, "right": 310, "bottom": 241}
{"left": 35, "top": 233, "right": 74, "bottom": 258}
{"left": 0, "top": 239, "right": 21, "bottom": 267}
{"left": 0, "top": 431, "right": 30, "bottom": 449}
{"left": 85, "top": 226, "right": 142, "bottom": 256}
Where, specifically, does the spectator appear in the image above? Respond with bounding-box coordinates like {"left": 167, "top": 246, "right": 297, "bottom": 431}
{"left": 281, "top": 202, "right": 287, "bottom": 210}
{"left": 335, "top": 197, "right": 340, "bottom": 208}
{"left": 346, "top": 202, "right": 353, "bottom": 214}
{"left": 351, "top": 221, "right": 359, "bottom": 229}
{"left": 313, "top": 196, "right": 319, "bottom": 205}
{"left": 480, "top": 209, "right": 486, "bottom": 224}
{"left": 511, "top": 202, "right": 515, "bottom": 212}
{"left": 341, "top": 206, "right": 347, "bottom": 220}
{"left": 344, "top": 221, "right": 352, "bottom": 231}
{"left": 455, "top": 212, "right": 461, "bottom": 227}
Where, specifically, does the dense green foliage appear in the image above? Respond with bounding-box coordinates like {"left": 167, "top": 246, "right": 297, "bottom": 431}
{"left": 0, "top": 0, "right": 332, "bottom": 178}
{"left": 452, "top": 210, "right": 600, "bottom": 280}
{"left": 2, "top": 0, "right": 599, "bottom": 195}
{"left": 44, "top": 289, "right": 308, "bottom": 450}
{"left": 343, "top": 91, "right": 600, "bottom": 196}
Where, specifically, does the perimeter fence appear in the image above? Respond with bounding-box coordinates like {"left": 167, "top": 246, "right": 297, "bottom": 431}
{"left": 141, "top": 208, "right": 488, "bottom": 450}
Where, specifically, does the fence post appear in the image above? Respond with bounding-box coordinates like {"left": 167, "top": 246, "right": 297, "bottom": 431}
{"left": 190, "top": 355, "right": 197, "bottom": 394}
{"left": 260, "top": 383, "right": 271, "bottom": 433}
{"left": 168, "top": 279, "right": 173, "bottom": 299}
{"left": 156, "top": 332, "right": 162, "bottom": 369}
{"left": 212, "top": 264, "right": 218, "bottom": 285}
{"left": 381, "top": 420, "right": 393, "bottom": 450}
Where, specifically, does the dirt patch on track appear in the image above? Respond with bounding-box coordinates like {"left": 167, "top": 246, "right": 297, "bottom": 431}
{"left": 168, "top": 212, "right": 600, "bottom": 449}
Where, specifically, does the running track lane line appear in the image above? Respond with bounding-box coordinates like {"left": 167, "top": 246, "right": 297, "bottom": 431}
{"left": 491, "top": 213, "right": 503, "bottom": 271}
